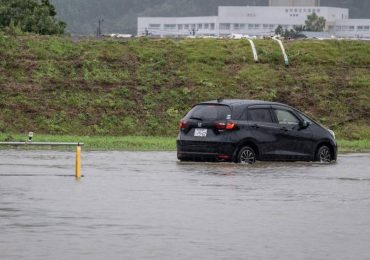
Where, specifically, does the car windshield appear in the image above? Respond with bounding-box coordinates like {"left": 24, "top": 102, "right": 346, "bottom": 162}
{"left": 186, "top": 105, "right": 232, "bottom": 121}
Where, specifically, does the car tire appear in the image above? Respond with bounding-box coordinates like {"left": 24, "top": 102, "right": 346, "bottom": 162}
{"left": 315, "top": 145, "right": 332, "bottom": 163}
{"left": 237, "top": 146, "right": 256, "bottom": 164}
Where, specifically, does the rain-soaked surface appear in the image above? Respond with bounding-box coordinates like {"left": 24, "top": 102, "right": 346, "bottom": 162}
{"left": 0, "top": 150, "right": 370, "bottom": 260}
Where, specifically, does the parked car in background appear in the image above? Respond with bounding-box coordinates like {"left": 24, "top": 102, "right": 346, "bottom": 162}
{"left": 177, "top": 99, "right": 337, "bottom": 164}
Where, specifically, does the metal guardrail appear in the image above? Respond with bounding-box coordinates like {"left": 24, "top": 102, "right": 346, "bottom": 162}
{"left": 0, "top": 133, "right": 84, "bottom": 179}
{"left": 0, "top": 142, "right": 84, "bottom": 146}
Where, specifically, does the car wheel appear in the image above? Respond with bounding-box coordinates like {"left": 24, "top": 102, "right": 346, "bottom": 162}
{"left": 316, "top": 145, "right": 332, "bottom": 163}
{"left": 237, "top": 146, "right": 256, "bottom": 164}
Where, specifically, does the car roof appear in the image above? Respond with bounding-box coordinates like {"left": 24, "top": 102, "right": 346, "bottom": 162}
{"left": 199, "top": 99, "right": 288, "bottom": 107}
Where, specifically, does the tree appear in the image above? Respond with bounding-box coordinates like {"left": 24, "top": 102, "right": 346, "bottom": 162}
{"left": 275, "top": 25, "right": 284, "bottom": 36}
{"left": 275, "top": 24, "right": 305, "bottom": 39}
{"left": 41, "top": 0, "right": 57, "bottom": 16}
{"left": 0, "top": 0, "right": 66, "bottom": 35}
{"left": 305, "top": 12, "right": 326, "bottom": 32}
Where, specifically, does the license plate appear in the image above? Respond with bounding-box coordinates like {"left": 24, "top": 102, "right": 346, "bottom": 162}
{"left": 194, "top": 128, "right": 207, "bottom": 137}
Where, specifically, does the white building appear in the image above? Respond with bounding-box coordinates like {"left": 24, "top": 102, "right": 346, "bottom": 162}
{"left": 137, "top": 0, "right": 370, "bottom": 39}
{"left": 333, "top": 19, "right": 370, "bottom": 39}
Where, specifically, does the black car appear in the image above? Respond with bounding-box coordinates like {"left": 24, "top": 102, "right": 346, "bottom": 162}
{"left": 177, "top": 99, "right": 337, "bottom": 164}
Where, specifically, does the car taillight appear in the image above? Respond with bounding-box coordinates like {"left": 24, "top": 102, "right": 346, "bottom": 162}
{"left": 226, "top": 122, "right": 236, "bottom": 130}
{"left": 215, "top": 121, "right": 237, "bottom": 130}
{"left": 179, "top": 120, "right": 187, "bottom": 130}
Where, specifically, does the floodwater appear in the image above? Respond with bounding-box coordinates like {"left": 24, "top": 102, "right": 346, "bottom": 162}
{"left": 0, "top": 150, "right": 370, "bottom": 260}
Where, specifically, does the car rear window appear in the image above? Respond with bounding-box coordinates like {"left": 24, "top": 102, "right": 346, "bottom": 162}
{"left": 186, "top": 105, "right": 232, "bottom": 121}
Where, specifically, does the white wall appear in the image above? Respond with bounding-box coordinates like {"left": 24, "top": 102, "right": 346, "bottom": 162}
{"left": 334, "top": 19, "right": 370, "bottom": 38}
{"left": 218, "top": 6, "right": 347, "bottom": 23}
{"left": 138, "top": 17, "right": 219, "bottom": 36}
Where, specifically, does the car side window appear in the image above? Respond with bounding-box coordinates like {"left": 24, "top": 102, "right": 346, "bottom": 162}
{"left": 247, "top": 109, "right": 273, "bottom": 123}
{"left": 274, "top": 109, "right": 300, "bottom": 125}
{"left": 298, "top": 112, "right": 313, "bottom": 124}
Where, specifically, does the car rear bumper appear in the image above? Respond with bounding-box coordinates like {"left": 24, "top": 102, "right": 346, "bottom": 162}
{"left": 177, "top": 140, "right": 236, "bottom": 162}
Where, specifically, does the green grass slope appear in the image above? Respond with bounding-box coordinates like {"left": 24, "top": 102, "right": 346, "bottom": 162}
{"left": 0, "top": 34, "right": 369, "bottom": 139}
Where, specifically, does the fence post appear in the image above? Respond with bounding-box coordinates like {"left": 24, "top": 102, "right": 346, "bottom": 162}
{"left": 75, "top": 144, "right": 82, "bottom": 179}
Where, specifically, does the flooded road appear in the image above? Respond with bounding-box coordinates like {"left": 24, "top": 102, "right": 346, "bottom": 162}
{"left": 1, "top": 150, "right": 370, "bottom": 260}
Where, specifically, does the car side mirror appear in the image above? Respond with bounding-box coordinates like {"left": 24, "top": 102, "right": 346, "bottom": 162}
{"left": 299, "top": 120, "right": 310, "bottom": 129}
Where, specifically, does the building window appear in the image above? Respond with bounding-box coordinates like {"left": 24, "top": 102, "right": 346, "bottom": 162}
{"left": 317, "top": 9, "right": 320, "bottom": 13}
{"left": 364, "top": 26, "right": 370, "bottom": 31}
{"left": 254, "top": 24, "right": 260, "bottom": 29}
{"left": 233, "top": 23, "right": 246, "bottom": 30}
{"left": 149, "top": 24, "right": 161, "bottom": 29}
{"left": 164, "top": 24, "right": 176, "bottom": 30}
{"left": 269, "top": 24, "right": 275, "bottom": 29}
{"left": 198, "top": 24, "right": 203, "bottom": 29}
{"left": 210, "top": 23, "right": 215, "bottom": 30}
{"left": 178, "top": 24, "right": 183, "bottom": 30}
{"left": 184, "top": 24, "right": 189, "bottom": 29}
{"left": 220, "top": 23, "right": 231, "bottom": 30}
{"left": 349, "top": 26, "right": 355, "bottom": 31}
{"left": 263, "top": 24, "right": 269, "bottom": 29}
{"left": 358, "top": 26, "right": 364, "bottom": 31}
{"left": 285, "top": 9, "right": 288, "bottom": 12}
{"left": 308, "top": 9, "right": 311, "bottom": 12}
{"left": 204, "top": 23, "right": 209, "bottom": 29}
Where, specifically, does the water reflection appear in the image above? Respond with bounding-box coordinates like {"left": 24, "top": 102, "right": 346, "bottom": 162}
{"left": 0, "top": 150, "right": 369, "bottom": 260}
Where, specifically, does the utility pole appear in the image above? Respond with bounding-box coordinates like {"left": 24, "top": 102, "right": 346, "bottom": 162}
{"left": 97, "top": 18, "right": 104, "bottom": 37}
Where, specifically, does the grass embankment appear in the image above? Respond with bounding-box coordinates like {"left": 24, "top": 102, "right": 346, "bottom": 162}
{"left": 0, "top": 34, "right": 369, "bottom": 151}
{"left": 0, "top": 133, "right": 369, "bottom": 153}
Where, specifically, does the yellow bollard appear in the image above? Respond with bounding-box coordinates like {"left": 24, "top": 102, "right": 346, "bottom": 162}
{"left": 75, "top": 144, "right": 82, "bottom": 179}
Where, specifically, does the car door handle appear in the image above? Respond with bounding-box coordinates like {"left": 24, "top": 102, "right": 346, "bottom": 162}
{"left": 251, "top": 124, "right": 260, "bottom": 129}
{"left": 280, "top": 127, "right": 289, "bottom": 132}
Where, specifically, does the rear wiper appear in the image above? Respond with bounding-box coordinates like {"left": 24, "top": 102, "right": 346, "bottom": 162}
{"left": 190, "top": 116, "right": 203, "bottom": 121}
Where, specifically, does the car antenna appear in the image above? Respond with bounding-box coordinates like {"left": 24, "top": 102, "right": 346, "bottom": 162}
{"left": 217, "top": 98, "right": 224, "bottom": 103}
